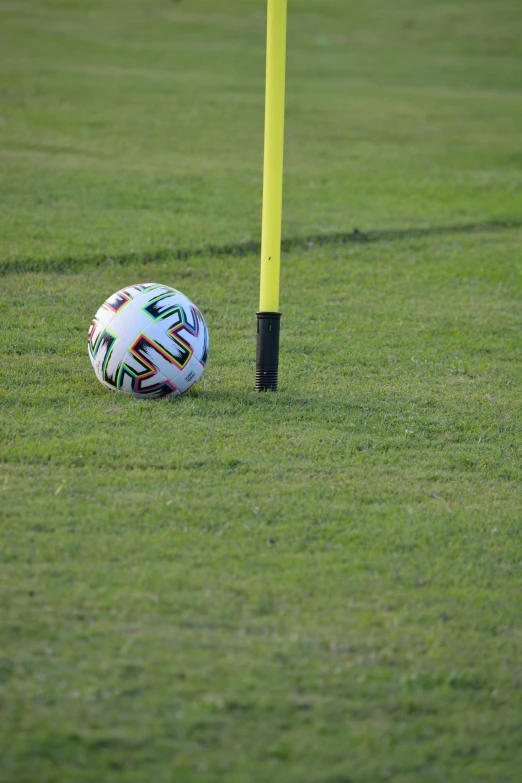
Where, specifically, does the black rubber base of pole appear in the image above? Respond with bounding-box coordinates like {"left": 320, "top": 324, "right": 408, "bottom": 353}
{"left": 256, "top": 312, "right": 281, "bottom": 391}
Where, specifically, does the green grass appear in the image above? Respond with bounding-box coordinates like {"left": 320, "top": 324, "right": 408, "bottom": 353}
{"left": 1, "top": 1, "right": 522, "bottom": 781}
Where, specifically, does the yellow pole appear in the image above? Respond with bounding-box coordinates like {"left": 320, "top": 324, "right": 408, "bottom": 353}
{"left": 259, "top": 0, "right": 287, "bottom": 312}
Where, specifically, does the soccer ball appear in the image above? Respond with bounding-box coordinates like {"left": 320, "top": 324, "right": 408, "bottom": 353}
{"left": 88, "top": 283, "right": 209, "bottom": 398}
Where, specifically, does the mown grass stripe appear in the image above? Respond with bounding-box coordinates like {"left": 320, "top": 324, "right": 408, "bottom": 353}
{"left": 1, "top": 217, "right": 521, "bottom": 276}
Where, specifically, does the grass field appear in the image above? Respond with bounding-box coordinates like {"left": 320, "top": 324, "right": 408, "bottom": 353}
{"left": 1, "top": 1, "right": 521, "bottom": 781}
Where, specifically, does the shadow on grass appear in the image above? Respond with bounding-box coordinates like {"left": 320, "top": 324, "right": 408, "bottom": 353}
{"left": 2, "top": 216, "right": 521, "bottom": 275}
{"left": 174, "top": 386, "right": 364, "bottom": 420}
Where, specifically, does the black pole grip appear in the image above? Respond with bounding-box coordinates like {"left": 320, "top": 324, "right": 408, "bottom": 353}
{"left": 256, "top": 312, "right": 281, "bottom": 391}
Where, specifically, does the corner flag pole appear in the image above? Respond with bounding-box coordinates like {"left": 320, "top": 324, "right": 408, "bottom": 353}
{"left": 256, "top": 0, "right": 288, "bottom": 391}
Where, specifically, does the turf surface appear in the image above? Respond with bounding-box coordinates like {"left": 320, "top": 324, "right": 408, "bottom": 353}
{"left": 1, "top": 1, "right": 521, "bottom": 781}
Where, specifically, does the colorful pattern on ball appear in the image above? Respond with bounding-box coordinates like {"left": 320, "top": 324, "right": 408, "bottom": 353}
{"left": 88, "top": 284, "right": 209, "bottom": 398}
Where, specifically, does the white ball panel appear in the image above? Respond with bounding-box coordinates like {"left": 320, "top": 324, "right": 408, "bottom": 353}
{"left": 175, "top": 353, "right": 206, "bottom": 394}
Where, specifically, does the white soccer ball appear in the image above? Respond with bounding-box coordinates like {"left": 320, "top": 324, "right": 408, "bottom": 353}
{"left": 88, "top": 283, "right": 209, "bottom": 398}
